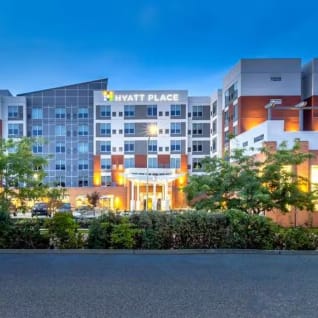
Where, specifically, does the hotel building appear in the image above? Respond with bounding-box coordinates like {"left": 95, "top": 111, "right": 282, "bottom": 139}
{"left": 1, "top": 57, "right": 318, "bottom": 219}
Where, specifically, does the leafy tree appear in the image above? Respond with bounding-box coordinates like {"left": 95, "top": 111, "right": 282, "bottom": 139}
{"left": 46, "top": 187, "right": 67, "bottom": 214}
{"left": 87, "top": 191, "right": 100, "bottom": 208}
{"left": 0, "top": 138, "right": 48, "bottom": 213}
{"left": 185, "top": 140, "right": 317, "bottom": 214}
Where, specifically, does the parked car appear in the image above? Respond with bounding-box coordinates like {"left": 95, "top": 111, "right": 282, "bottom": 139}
{"left": 56, "top": 203, "right": 72, "bottom": 213}
{"left": 32, "top": 202, "right": 49, "bottom": 217}
{"left": 72, "top": 206, "right": 97, "bottom": 220}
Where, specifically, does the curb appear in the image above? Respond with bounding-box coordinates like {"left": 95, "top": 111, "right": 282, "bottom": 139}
{"left": 0, "top": 249, "right": 318, "bottom": 255}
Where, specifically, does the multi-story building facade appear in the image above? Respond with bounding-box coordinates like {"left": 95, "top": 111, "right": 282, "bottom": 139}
{"left": 2, "top": 57, "right": 318, "bottom": 217}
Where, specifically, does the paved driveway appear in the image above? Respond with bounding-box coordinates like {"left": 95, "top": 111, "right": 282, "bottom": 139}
{"left": 0, "top": 253, "right": 317, "bottom": 318}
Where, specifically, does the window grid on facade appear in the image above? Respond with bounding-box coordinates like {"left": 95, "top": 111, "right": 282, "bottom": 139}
{"left": 170, "top": 157, "right": 181, "bottom": 169}
{"left": 192, "top": 105, "right": 203, "bottom": 118}
{"left": 101, "top": 175, "right": 112, "bottom": 186}
{"left": 55, "top": 108, "right": 66, "bottom": 119}
{"left": 32, "top": 143, "right": 43, "bottom": 153}
{"left": 192, "top": 141, "right": 203, "bottom": 152}
{"left": 56, "top": 160, "right": 66, "bottom": 170}
{"left": 124, "top": 141, "right": 135, "bottom": 153}
{"left": 192, "top": 158, "right": 203, "bottom": 171}
{"left": 78, "top": 125, "right": 89, "bottom": 136}
{"left": 192, "top": 123, "right": 203, "bottom": 136}
{"left": 171, "top": 104, "right": 181, "bottom": 117}
{"left": 148, "top": 140, "right": 157, "bottom": 153}
{"left": 171, "top": 140, "right": 181, "bottom": 152}
{"left": 148, "top": 157, "right": 158, "bottom": 168}
{"left": 32, "top": 108, "right": 43, "bottom": 120}
{"left": 78, "top": 160, "right": 89, "bottom": 170}
{"left": 124, "top": 157, "right": 135, "bottom": 168}
{"left": 100, "top": 105, "right": 111, "bottom": 118}
{"left": 124, "top": 123, "right": 135, "bottom": 135}
{"left": 55, "top": 125, "right": 66, "bottom": 137}
{"left": 78, "top": 142, "right": 88, "bottom": 153}
{"left": 8, "top": 106, "right": 18, "bottom": 119}
{"left": 101, "top": 158, "right": 111, "bottom": 170}
{"left": 78, "top": 108, "right": 89, "bottom": 119}
{"left": 8, "top": 124, "right": 21, "bottom": 138}
{"left": 147, "top": 105, "right": 157, "bottom": 117}
{"left": 170, "top": 122, "right": 181, "bottom": 135}
{"left": 100, "top": 123, "right": 111, "bottom": 136}
{"left": 56, "top": 143, "right": 65, "bottom": 153}
{"left": 100, "top": 141, "right": 111, "bottom": 153}
{"left": 124, "top": 105, "right": 135, "bottom": 117}
{"left": 32, "top": 125, "right": 43, "bottom": 136}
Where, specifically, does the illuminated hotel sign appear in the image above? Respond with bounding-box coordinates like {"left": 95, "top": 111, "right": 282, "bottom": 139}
{"left": 102, "top": 91, "right": 180, "bottom": 102}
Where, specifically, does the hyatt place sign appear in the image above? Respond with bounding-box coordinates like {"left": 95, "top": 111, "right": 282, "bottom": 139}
{"left": 102, "top": 91, "right": 180, "bottom": 103}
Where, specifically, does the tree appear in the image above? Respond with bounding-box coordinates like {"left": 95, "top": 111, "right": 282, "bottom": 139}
{"left": 46, "top": 187, "right": 67, "bottom": 215}
{"left": 185, "top": 140, "right": 317, "bottom": 214}
{"left": 87, "top": 191, "right": 100, "bottom": 208}
{"left": 0, "top": 138, "right": 48, "bottom": 213}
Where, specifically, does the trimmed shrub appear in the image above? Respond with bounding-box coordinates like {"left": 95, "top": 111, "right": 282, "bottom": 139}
{"left": 0, "top": 211, "right": 13, "bottom": 248}
{"left": 110, "top": 218, "right": 140, "bottom": 249}
{"left": 11, "top": 219, "right": 49, "bottom": 249}
{"left": 275, "top": 227, "right": 318, "bottom": 250}
{"left": 87, "top": 220, "right": 113, "bottom": 249}
{"left": 46, "top": 213, "right": 83, "bottom": 249}
{"left": 225, "top": 209, "right": 277, "bottom": 249}
{"left": 173, "top": 211, "right": 229, "bottom": 249}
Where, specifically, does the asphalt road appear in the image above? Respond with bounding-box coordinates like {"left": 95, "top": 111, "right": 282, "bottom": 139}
{"left": 0, "top": 253, "right": 317, "bottom": 318}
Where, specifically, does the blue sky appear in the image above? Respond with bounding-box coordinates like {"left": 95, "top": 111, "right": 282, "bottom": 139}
{"left": 0, "top": 0, "right": 317, "bottom": 96}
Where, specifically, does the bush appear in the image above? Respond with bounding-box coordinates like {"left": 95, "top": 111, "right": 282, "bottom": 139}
{"left": 46, "top": 213, "right": 83, "bottom": 249}
{"left": 0, "top": 211, "right": 13, "bottom": 248}
{"left": 225, "top": 209, "right": 277, "bottom": 249}
{"left": 275, "top": 227, "right": 318, "bottom": 250}
{"left": 111, "top": 218, "right": 140, "bottom": 249}
{"left": 130, "top": 212, "right": 176, "bottom": 249}
{"left": 87, "top": 220, "right": 113, "bottom": 248}
{"left": 11, "top": 219, "right": 49, "bottom": 249}
{"left": 173, "top": 211, "right": 229, "bottom": 249}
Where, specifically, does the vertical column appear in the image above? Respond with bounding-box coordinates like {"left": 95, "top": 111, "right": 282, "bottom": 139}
{"left": 152, "top": 182, "right": 157, "bottom": 210}
{"left": 136, "top": 182, "right": 140, "bottom": 210}
{"left": 162, "top": 180, "right": 170, "bottom": 211}
{"left": 130, "top": 181, "right": 135, "bottom": 211}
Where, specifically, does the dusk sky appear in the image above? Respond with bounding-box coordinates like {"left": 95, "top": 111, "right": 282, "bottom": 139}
{"left": 0, "top": 0, "right": 317, "bottom": 96}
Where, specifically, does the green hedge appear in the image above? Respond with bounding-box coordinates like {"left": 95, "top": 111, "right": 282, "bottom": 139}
{"left": 1, "top": 210, "right": 318, "bottom": 250}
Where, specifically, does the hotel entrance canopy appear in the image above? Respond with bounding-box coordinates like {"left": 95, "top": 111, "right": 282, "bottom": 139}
{"left": 123, "top": 168, "right": 182, "bottom": 183}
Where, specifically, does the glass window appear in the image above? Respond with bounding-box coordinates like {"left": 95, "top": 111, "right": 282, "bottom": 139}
{"left": 32, "top": 125, "right": 42, "bottom": 136}
{"left": 148, "top": 140, "right": 157, "bottom": 153}
{"left": 78, "top": 178, "right": 89, "bottom": 187}
{"left": 148, "top": 157, "right": 158, "bottom": 168}
{"left": 124, "top": 105, "right": 135, "bottom": 117}
{"left": 124, "top": 141, "right": 135, "bottom": 153}
{"left": 32, "top": 143, "right": 42, "bottom": 153}
{"left": 147, "top": 105, "right": 157, "bottom": 117}
{"left": 212, "top": 120, "right": 217, "bottom": 135}
{"left": 8, "top": 106, "right": 18, "bottom": 119}
{"left": 192, "top": 141, "right": 203, "bottom": 152}
{"left": 171, "top": 122, "right": 181, "bottom": 135}
{"left": 55, "top": 108, "right": 66, "bottom": 119}
{"left": 233, "top": 104, "right": 238, "bottom": 122}
{"left": 212, "top": 101, "right": 217, "bottom": 117}
{"left": 100, "top": 123, "right": 111, "bottom": 136}
{"left": 55, "top": 125, "right": 66, "bottom": 137}
{"left": 171, "top": 104, "right": 181, "bottom": 116}
{"left": 78, "top": 142, "right": 88, "bottom": 153}
{"left": 212, "top": 138, "right": 217, "bottom": 153}
{"left": 56, "top": 160, "right": 66, "bottom": 170}
{"left": 100, "top": 141, "right": 111, "bottom": 153}
{"left": 171, "top": 140, "right": 181, "bottom": 152}
{"left": 192, "top": 158, "right": 202, "bottom": 171}
{"left": 192, "top": 123, "right": 203, "bottom": 136}
{"left": 225, "top": 81, "right": 238, "bottom": 106}
{"left": 56, "top": 142, "right": 65, "bottom": 153}
{"left": 192, "top": 105, "right": 203, "bottom": 118}
{"left": 170, "top": 157, "right": 181, "bottom": 169}
{"left": 32, "top": 108, "right": 43, "bottom": 119}
{"left": 101, "top": 175, "right": 112, "bottom": 186}
{"left": 124, "top": 123, "right": 135, "bottom": 135}
{"left": 78, "top": 125, "right": 89, "bottom": 136}
{"left": 78, "top": 160, "right": 89, "bottom": 170}
{"left": 124, "top": 157, "right": 135, "bottom": 168}
{"left": 100, "top": 105, "right": 111, "bottom": 118}
{"left": 101, "top": 158, "right": 111, "bottom": 170}
{"left": 78, "top": 108, "right": 89, "bottom": 119}
{"left": 8, "top": 124, "right": 21, "bottom": 138}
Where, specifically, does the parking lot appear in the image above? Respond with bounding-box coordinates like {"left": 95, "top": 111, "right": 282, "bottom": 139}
{"left": 0, "top": 253, "right": 318, "bottom": 318}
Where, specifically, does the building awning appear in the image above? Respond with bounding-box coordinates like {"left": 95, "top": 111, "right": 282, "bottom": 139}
{"left": 123, "top": 168, "right": 182, "bottom": 184}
